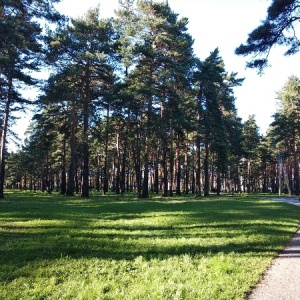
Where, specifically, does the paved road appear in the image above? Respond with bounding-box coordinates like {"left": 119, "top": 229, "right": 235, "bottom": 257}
{"left": 268, "top": 197, "right": 300, "bottom": 207}
{"left": 247, "top": 197, "right": 300, "bottom": 300}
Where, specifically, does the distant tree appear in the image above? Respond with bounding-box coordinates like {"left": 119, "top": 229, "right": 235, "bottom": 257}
{"left": 225, "top": 114, "right": 245, "bottom": 192}
{"left": 269, "top": 75, "right": 300, "bottom": 195}
{"left": 235, "top": 0, "right": 300, "bottom": 70}
{"left": 256, "top": 135, "right": 277, "bottom": 193}
{"left": 242, "top": 115, "right": 261, "bottom": 192}
{"left": 20, "top": 114, "right": 58, "bottom": 193}
{"left": 6, "top": 152, "right": 25, "bottom": 189}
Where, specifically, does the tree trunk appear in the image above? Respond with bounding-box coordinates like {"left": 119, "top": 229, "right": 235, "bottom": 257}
{"left": 154, "top": 150, "right": 159, "bottom": 194}
{"left": 66, "top": 150, "right": 76, "bottom": 196}
{"left": 81, "top": 73, "right": 90, "bottom": 198}
{"left": 161, "top": 95, "right": 168, "bottom": 197}
{"left": 162, "top": 148, "right": 168, "bottom": 197}
{"left": 169, "top": 121, "right": 174, "bottom": 197}
{"left": 0, "top": 75, "right": 12, "bottom": 198}
{"left": 142, "top": 100, "right": 153, "bottom": 198}
{"left": 66, "top": 105, "right": 77, "bottom": 196}
{"left": 191, "top": 146, "right": 195, "bottom": 194}
{"left": 115, "top": 132, "right": 121, "bottom": 194}
{"left": 133, "top": 120, "right": 141, "bottom": 198}
{"left": 175, "top": 140, "right": 181, "bottom": 196}
{"left": 216, "top": 168, "right": 221, "bottom": 195}
{"left": 142, "top": 145, "right": 149, "bottom": 198}
{"left": 247, "top": 160, "right": 251, "bottom": 193}
{"left": 195, "top": 112, "right": 202, "bottom": 196}
{"left": 60, "top": 134, "right": 67, "bottom": 195}
{"left": 184, "top": 144, "right": 189, "bottom": 194}
{"left": 103, "top": 107, "right": 110, "bottom": 194}
{"left": 204, "top": 141, "right": 210, "bottom": 196}
{"left": 195, "top": 140, "right": 201, "bottom": 196}
{"left": 121, "top": 123, "right": 129, "bottom": 194}
{"left": 294, "top": 146, "right": 299, "bottom": 195}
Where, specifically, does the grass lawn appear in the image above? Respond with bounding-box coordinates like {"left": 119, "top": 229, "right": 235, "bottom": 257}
{"left": 0, "top": 191, "right": 300, "bottom": 299}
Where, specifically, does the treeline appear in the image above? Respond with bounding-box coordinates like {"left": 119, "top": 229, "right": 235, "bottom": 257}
{"left": 1, "top": 1, "right": 299, "bottom": 198}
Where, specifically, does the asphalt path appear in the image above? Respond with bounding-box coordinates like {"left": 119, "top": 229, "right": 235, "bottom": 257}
{"left": 267, "top": 197, "right": 300, "bottom": 207}
{"left": 246, "top": 196, "right": 300, "bottom": 300}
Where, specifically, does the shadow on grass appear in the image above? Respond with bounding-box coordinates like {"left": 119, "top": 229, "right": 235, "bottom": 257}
{"left": 1, "top": 190, "right": 300, "bottom": 276}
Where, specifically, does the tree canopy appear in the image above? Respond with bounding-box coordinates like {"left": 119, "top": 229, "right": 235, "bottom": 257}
{"left": 0, "top": 0, "right": 63, "bottom": 198}
{"left": 235, "top": 0, "right": 300, "bottom": 70}
{"left": 2, "top": 0, "right": 300, "bottom": 199}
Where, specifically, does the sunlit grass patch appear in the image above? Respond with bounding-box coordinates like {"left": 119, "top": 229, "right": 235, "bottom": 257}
{"left": 0, "top": 191, "right": 299, "bottom": 299}
{"left": 0, "top": 254, "right": 267, "bottom": 300}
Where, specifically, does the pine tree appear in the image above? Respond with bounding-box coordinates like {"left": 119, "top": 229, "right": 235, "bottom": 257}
{"left": 194, "top": 49, "right": 243, "bottom": 196}
{"left": 242, "top": 115, "right": 261, "bottom": 192}
{"left": 269, "top": 75, "right": 300, "bottom": 195}
{"left": 136, "top": 1, "right": 195, "bottom": 197}
{"left": 36, "top": 67, "right": 81, "bottom": 195}
{"left": 235, "top": 0, "right": 300, "bottom": 71}
{"left": 0, "top": 0, "right": 62, "bottom": 198}
{"left": 47, "top": 7, "right": 117, "bottom": 197}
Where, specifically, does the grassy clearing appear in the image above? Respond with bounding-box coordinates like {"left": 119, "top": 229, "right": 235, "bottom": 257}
{"left": 0, "top": 191, "right": 299, "bottom": 299}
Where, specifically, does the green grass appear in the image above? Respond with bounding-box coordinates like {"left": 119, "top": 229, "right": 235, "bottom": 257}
{"left": 0, "top": 191, "right": 299, "bottom": 299}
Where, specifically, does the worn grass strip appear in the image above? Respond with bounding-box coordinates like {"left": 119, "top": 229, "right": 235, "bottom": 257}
{"left": 0, "top": 191, "right": 299, "bottom": 299}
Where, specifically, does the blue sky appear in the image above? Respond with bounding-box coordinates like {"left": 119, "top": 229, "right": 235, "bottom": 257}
{"left": 13, "top": 0, "right": 300, "bottom": 145}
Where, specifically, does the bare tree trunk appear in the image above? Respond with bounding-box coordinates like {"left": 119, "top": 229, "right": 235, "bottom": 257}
{"left": 142, "top": 102, "right": 152, "bottom": 199}
{"left": 184, "top": 143, "right": 189, "bottom": 194}
{"left": 294, "top": 145, "right": 299, "bottom": 195}
{"left": 142, "top": 137, "right": 150, "bottom": 198}
{"left": 195, "top": 113, "right": 202, "bottom": 197}
{"left": 121, "top": 119, "right": 130, "bottom": 194}
{"left": 115, "top": 132, "right": 121, "bottom": 195}
{"left": 195, "top": 140, "right": 201, "bottom": 197}
{"left": 169, "top": 121, "right": 174, "bottom": 197}
{"left": 175, "top": 139, "right": 181, "bottom": 196}
{"left": 161, "top": 95, "right": 168, "bottom": 197}
{"left": 66, "top": 104, "right": 78, "bottom": 196}
{"left": 81, "top": 124, "right": 89, "bottom": 197}
{"left": 247, "top": 159, "right": 251, "bottom": 193}
{"left": 81, "top": 71, "right": 90, "bottom": 198}
{"left": 103, "top": 107, "right": 110, "bottom": 194}
{"left": 133, "top": 120, "right": 141, "bottom": 198}
{"left": 204, "top": 141, "right": 210, "bottom": 197}
{"left": 154, "top": 150, "right": 159, "bottom": 194}
{"left": 60, "top": 134, "right": 67, "bottom": 195}
{"left": 162, "top": 148, "right": 168, "bottom": 197}
{"left": 0, "top": 75, "right": 13, "bottom": 198}
{"left": 216, "top": 168, "right": 221, "bottom": 195}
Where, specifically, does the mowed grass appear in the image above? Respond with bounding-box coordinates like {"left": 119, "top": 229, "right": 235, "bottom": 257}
{"left": 0, "top": 191, "right": 300, "bottom": 299}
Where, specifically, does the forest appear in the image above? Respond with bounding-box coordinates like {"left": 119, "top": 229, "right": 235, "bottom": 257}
{"left": 1, "top": 0, "right": 300, "bottom": 199}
